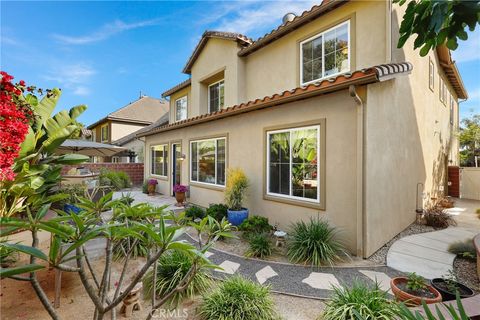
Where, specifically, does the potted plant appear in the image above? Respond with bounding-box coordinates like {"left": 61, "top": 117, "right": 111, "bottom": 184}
{"left": 224, "top": 168, "right": 249, "bottom": 226}
{"left": 173, "top": 184, "right": 188, "bottom": 206}
{"left": 431, "top": 270, "right": 474, "bottom": 301}
{"left": 147, "top": 179, "right": 158, "bottom": 196}
{"left": 60, "top": 184, "right": 85, "bottom": 214}
{"left": 390, "top": 272, "right": 442, "bottom": 306}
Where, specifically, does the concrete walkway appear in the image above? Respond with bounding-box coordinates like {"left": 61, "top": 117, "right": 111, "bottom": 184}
{"left": 387, "top": 198, "right": 480, "bottom": 279}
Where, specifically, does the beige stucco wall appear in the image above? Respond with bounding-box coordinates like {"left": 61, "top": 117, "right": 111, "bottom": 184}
{"left": 117, "top": 139, "right": 144, "bottom": 163}
{"left": 169, "top": 86, "right": 192, "bottom": 124}
{"left": 360, "top": 2, "right": 460, "bottom": 256}
{"left": 110, "top": 122, "right": 146, "bottom": 142}
{"left": 145, "top": 91, "right": 361, "bottom": 253}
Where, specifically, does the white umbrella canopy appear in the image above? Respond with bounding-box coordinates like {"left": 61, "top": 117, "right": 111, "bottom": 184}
{"left": 57, "top": 139, "right": 126, "bottom": 157}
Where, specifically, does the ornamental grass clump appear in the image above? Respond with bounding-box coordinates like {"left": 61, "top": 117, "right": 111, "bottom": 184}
{"left": 143, "top": 250, "right": 212, "bottom": 308}
{"left": 448, "top": 239, "right": 476, "bottom": 260}
{"left": 245, "top": 233, "right": 273, "bottom": 259}
{"left": 287, "top": 217, "right": 348, "bottom": 267}
{"left": 198, "top": 276, "right": 279, "bottom": 320}
{"left": 322, "top": 281, "right": 399, "bottom": 320}
{"left": 224, "top": 168, "right": 248, "bottom": 210}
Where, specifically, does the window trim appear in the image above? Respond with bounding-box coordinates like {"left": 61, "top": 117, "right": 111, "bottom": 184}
{"left": 207, "top": 79, "right": 225, "bottom": 113}
{"left": 300, "top": 20, "right": 351, "bottom": 86}
{"left": 263, "top": 120, "right": 326, "bottom": 210}
{"left": 100, "top": 124, "right": 109, "bottom": 142}
{"left": 449, "top": 95, "right": 455, "bottom": 126}
{"left": 189, "top": 136, "right": 227, "bottom": 188}
{"left": 150, "top": 143, "right": 169, "bottom": 179}
{"left": 174, "top": 96, "right": 188, "bottom": 122}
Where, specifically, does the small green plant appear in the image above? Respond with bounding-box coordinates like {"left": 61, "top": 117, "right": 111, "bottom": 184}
{"left": 448, "top": 239, "right": 476, "bottom": 260}
{"left": 224, "top": 168, "right": 248, "bottom": 210}
{"left": 0, "top": 238, "right": 18, "bottom": 267}
{"left": 444, "top": 269, "right": 461, "bottom": 294}
{"left": 393, "top": 295, "right": 470, "bottom": 320}
{"left": 287, "top": 217, "right": 348, "bottom": 267}
{"left": 142, "top": 181, "right": 148, "bottom": 194}
{"left": 118, "top": 192, "right": 135, "bottom": 206}
{"left": 198, "top": 276, "right": 279, "bottom": 320}
{"left": 239, "top": 216, "right": 272, "bottom": 237}
{"left": 322, "top": 281, "right": 399, "bottom": 320}
{"left": 58, "top": 184, "right": 86, "bottom": 206}
{"left": 205, "top": 203, "right": 228, "bottom": 221}
{"left": 143, "top": 250, "right": 212, "bottom": 308}
{"left": 185, "top": 205, "right": 205, "bottom": 220}
{"left": 246, "top": 234, "right": 273, "bottom": 259}
{"left": 406, "top": 272, "right": 427, "bottom": 292}
{"left": 99, "top": 169, "right": 131, "bottom": 190}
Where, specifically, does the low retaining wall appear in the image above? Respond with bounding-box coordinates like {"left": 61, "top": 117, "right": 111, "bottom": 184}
{"left": 61, "top": 163, "right": 144, "bottom": 185}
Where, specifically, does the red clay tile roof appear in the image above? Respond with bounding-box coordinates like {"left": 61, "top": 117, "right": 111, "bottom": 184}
{"left": 138, "top": 62, "right": 412, "bottom": 137}
{"left": 183, "top": 31, "right": 252, "bottom": 74}
{"left": 238, "top": 0, "right": 349, "bottom": 57}
{"left": 161, "top": 78, "right": 191, "bottom": 98}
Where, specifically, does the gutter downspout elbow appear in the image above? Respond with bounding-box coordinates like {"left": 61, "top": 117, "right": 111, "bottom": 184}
{"left": 349, "top": 85, "right": 366, "bottom": 258}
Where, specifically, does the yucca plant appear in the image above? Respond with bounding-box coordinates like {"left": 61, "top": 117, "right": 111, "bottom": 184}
{"left": 143, "top": 250, "right": 212, "bottom": 308}
{"left": 322, "top": 281, "right": 399, "bottom": 320}
{"left": 245, "top": 233, "right": 273, "bottom": 259}
{"left": 198, "top": 276, "right": 279, "bottom": 320}
{"left": 287, "top": 217, "right": 348, "bottom": 267}
{"left": 394, "top": 295, "right": 469, "bottom": 320}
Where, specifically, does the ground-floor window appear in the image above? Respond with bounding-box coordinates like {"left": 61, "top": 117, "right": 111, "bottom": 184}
{"left": 151, "top": 144, "right": 168, "bottom": 177}
{"left": 267, "top": 125, "right": 320, "bottom": 203}
{"left": 190, "top": 137, "right": 226, "bottom": 186}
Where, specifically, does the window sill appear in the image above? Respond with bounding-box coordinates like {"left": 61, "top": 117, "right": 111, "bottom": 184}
{"left": 263, "top": 194, "right": 325, "bottom": 210}
{"left": 150, "top": 175, "right": 168, "bottom": 181}
{"left": 189, "top": 181, "right": 225, "bottom": 191}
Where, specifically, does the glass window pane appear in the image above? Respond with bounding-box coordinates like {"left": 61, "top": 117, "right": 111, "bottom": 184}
{"left": 163, "top": 145, "right": 168, "bottom": 177}
{"left": 291, "top": 128, "right": 318, "bottom": 200}
{"left": 198, "top": 140, "right": 216, "bottom": 184}
{"left": 191, "top": 142, "right": 198, "bottom": 181}
{"left": 151, "top": 145, "right": 167, "bottom": 176}
{"left": 324, "top": 52, "right": 336, "bottom": 75}
{"left": 216, "top": 139, "right": 226, "bottom": 185}
{"left": 302, "top": 41, "right": 312, "bottom": 64}
{"left": 269, "top": 132, "right": 290, "bottom": 195}
{"left": 336, "top": 49, "right": 349, "bottom": 73}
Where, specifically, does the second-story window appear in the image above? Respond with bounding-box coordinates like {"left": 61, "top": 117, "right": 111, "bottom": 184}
{"left": 208, "top": 80, "right": 224, "bottom": 113}
{"left": 175, "top": 96, "right": 188, "bottom": 121}
{"left": 301, "top": 20, "right": 350, "bottom": 85}
{"left": 101, "top": 124, "right": 109, "bottom": 142}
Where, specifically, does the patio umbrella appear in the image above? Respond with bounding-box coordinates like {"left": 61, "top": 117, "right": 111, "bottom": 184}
{"left": 56, "top": 139, "right": 126, "bottom": 157}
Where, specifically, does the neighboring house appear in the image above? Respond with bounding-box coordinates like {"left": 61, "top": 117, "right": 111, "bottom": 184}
{"left": 88, "top": 95, "right": 168, "bottom": 162}
{"left": 137, "top": 0, "right": 467, "bottom": 257}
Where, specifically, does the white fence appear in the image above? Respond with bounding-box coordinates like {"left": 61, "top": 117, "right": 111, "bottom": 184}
{"left": 460, "top": 167, "right": 480, "bottom": 200}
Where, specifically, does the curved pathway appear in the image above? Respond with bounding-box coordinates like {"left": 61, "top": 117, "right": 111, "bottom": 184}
{"left": 387, "top": 226, "right": 479, "bottom": 280}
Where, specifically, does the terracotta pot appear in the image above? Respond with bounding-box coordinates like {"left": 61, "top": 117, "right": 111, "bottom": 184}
{"left": 147, "top": 184, "right": 156, "bottom": 195}
{"left": 390, "top": 277, "right": 442, "bottom": 306}
{"left": 175, "top": 192, "right": 186, "bottom": 206}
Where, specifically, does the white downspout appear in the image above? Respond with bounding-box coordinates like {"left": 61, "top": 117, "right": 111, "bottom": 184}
{"left": 349, "top": 85, "right": 366, "bottom": 258}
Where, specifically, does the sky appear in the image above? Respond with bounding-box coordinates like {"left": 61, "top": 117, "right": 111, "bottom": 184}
{"left": 1, "top": 1, "right": 479, "bottom": 126}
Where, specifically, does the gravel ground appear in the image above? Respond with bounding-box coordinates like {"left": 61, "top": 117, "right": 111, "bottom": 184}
{"left": 368, "top": 222, "right": 435, "bottom": 264}
{"left": 454, "top": 257, "right": 480, "bottom": 294}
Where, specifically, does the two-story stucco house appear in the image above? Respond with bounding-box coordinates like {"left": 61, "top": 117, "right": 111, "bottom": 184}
{"left": 137, "top": 0, "right": 467, "bottom": 258}
{"left": 88, "top": 95, "right": 168, "bottom": 163}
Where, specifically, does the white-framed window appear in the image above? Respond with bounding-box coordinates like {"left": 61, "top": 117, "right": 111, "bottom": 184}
{"left": 450, "top": 95, "right": 455, "bottom": 126}
{"left": 112, "top": 156, "right": 119, "bottom": 163}
{"left": 101, "top": 124, "right": 109, "bottom": 142}
{"left": 175, "top": 96, "right": 188, "bottom": 121}
{"left": 443, "top": 82, "right": 448, "bottom": 105}
{"left": 429, "top": 58, "right": 435, "bottom": 91}
{"left": 439, "top": 78, "right": 444, "bottom": 103}
{"left": 208, "top": 80, "right": 225, "bottom": 113}
{"left": 190, "top": 137, "right": 226, "bottom": 186}
{"left": 266, "top": 125, "right": 320, "bottom": 203}
{"left": 300, "top": 20, "right": 350, "bottom": 85}
{"left": 151, "top": 144, "right": 168, "bottom": 177}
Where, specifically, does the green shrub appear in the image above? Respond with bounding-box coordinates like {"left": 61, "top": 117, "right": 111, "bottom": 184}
{"left": 287, "top": 217, "right": 348, "bottom": 267}
{"left": 0, "top": 238, "right": 18, "bottom": 267}
{"left": 185, "top": 205, "right": 205, "bottom": 220}
{"left": 224, "top": 168, "right": 248, "bottom": 210}
{"left": 322, "top": 281, "right": 399, "bottom": 320}
{"left": 394, "top": 295, "right": 469, "bottom": 320}
{"left": 99, "top": 169, "right": 131, "bottom": 190}
{"left": 448, "top": 239, "right": 476, "bottom": 260}
{"left": 198, "top": 276, "right": 278, "bottom": 320}
{"left": 113, "top": 237, "right": 149, "bottom": 261}
{"left": 143, "top": 251, "right": 211, "bottom": 308}
{"left": 239, "top": 216, "right": 272, "bottom": 236}
{"left": 59, "top": 184, "right": 86, "bottom": 206}
{"left": 245, "top": 234, "right": 273, "bottom": 259}
{"left": 118, "top": 192, "right": 134, "bottom": 206}
{"left": 206, "top": 203, "right": 228, "bottom": 221}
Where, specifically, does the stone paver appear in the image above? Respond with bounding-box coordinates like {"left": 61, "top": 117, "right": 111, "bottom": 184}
{"left": 255, "top": 266, "right": 278, "bottom": 284}
{"left": 215, "top": 260, "right": 240, "bottom": 274}
{"left": 302, "top": 273, "right": 341, "bottom": 290}
{"left": 387, "top": 226, "right": 479, "bottom": 279}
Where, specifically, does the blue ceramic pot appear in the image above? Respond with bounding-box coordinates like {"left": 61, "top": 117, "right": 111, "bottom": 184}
{"left": 227, "top": 208, "right": 249, "bottom": 226}
{"left": 64, "top": 203, "right": 81, "bottom": 214}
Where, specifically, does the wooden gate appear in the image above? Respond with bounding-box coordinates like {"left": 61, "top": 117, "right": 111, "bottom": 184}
{"left": 447, "top": 166, "right": 460, "bottom": 197}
